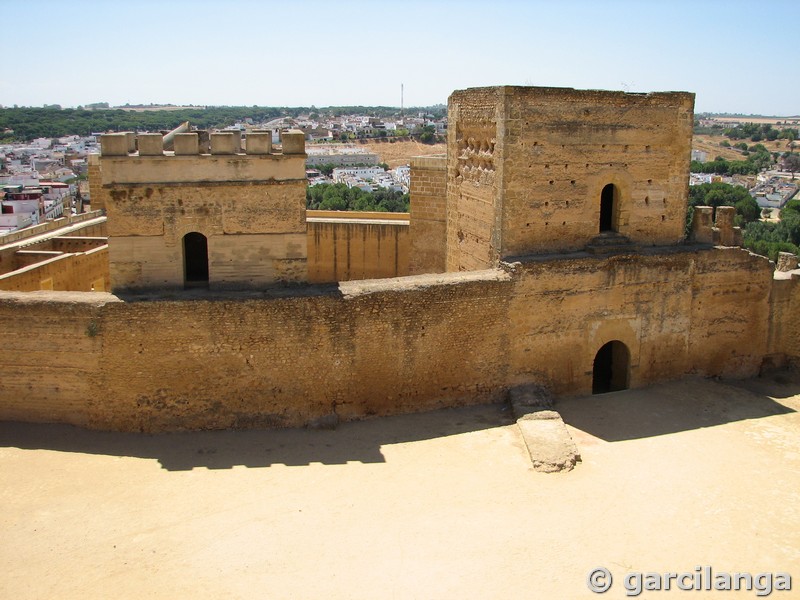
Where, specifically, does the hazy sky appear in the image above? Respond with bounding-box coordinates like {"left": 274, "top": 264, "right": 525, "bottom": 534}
{"left": 2, "top": 0, "right": 798, "bottom": 115}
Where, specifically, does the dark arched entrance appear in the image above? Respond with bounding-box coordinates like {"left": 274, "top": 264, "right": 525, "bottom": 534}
{"left": 592, "top": 340, "right": 630, "bottom": 394}
{"left": 183, "top": 232, "right": 209, "bottom": 288}
{"left": 599, "top": 183, "right": 617, "bottom": 233}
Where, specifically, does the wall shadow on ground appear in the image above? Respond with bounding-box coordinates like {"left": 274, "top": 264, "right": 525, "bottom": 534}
{"left": 0, "top": 403, "right": 513, "bottom": 471}
{"left": 558, "top": 375, "right": 798, "bottom": 443}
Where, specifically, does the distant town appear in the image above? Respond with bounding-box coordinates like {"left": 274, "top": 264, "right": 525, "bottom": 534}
{"left": 0, "top": 105, "right": 449, "bottom": 232}
{"left": 1, "top": 104, "right": 798, "bottom": 255}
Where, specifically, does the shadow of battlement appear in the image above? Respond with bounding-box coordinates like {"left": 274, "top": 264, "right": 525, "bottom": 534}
{"left": 0, "top": 403, "right": 513, "bottom": 472}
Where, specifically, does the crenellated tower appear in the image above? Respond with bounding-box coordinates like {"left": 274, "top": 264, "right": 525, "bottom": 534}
{"left": 93, "top": 129, "right": 308, "bottom": 292}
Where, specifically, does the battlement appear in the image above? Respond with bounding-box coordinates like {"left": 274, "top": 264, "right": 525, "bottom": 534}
{"left": 100, "top": 129, "right": 305, "bottom": 158}
{"left": 97, "top": 129, "right": 307, "bottom": 185}
{"left": 690, "top": 205, "right": 744, "bottom": 247}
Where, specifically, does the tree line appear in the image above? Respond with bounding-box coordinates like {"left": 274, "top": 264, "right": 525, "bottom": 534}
{"left": 306, "top": 183, "right": 409, "bottom": 212}
{"left": 0, "top": 104, "right": 447, "bottom": 142}
{"left": 688, "top": 181, "right": 800, "bottom": 262}
{"left": 691, "top": 143, "right": 775, "bottom": 175}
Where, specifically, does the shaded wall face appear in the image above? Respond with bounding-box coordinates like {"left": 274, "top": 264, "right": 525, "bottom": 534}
{"left": 446, "top": 88, "right": 502, "bottom": 272}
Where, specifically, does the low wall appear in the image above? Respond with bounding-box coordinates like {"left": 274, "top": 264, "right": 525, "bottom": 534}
{"left": 0, "top": 211, "right": 105, "bottom": 245}
{"left": 409, "top": 156, "right": 447, "bottom": 274}
{"left": 0, "top": 215, "right": 107, "bottom": 276}
{"left": 0, "top": 246, "right": 109, "bottom": 292}
{"left": 306, "top": 211, "right": 409, "bottom": 283}
{"left": 0, "top": 245, "right": 782, "bottom": 433}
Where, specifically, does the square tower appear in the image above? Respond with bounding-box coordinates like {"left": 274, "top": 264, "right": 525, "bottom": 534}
{"left": 446, "top": 86, "right": 695, "bottom": 270}
{"left": 94, "top": 130, "right": 308, "bottom": 292}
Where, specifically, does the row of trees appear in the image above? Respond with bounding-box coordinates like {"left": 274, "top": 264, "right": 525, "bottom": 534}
{"left": 722, "top": 122, "right": 797, "bottom": 143}
{"left": 688, "top": 182, "right": 760, "bottom": 228}
{"left": 688, "top": 182, "right": 800, "bottom": 262}
{"left": 306, "top": 183, "right": 409, "bottom": 212}
{"left": 0, "top": 106, "right": 288, "bottom": 141}
{"left": 743, "top": 200, "right": 800, "bottom": 261}
{"left": 691, "top": 144, "right": 775, "bottom": 175}
{"left": 694, "top": 118, "right": 798, "bottom": 143}
{"left": 0, "top": 104, "right": 447, "bottom": 142}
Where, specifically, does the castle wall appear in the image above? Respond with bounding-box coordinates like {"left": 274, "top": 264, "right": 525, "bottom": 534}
{"left": 0, "top": 291, "right": 107, "bottom": 426}
{"left": 0, "top": 246, "right": 109, "bottom": 292}
{"left": 87, "top": 154, "right": 103, "bottom": 211}
{"left": 105, "top": 179, "right": 308, "bottom": 291}
{"left": 0, "top": 213, "right": 106, "bottom": 276}
{"left": 769, "top": 275, "right": 800, "bottom": 363}
{"left": 0, "top": 246, "right": 776, "bottom": 432}
{"left": 500, "top": 87, "right": 694, "bottom": 256}
{"left": 409, "top": 155, "right": 447, "bottom": 274}
{"left": 306, "top": 212, "right": 409, "bottom": 283}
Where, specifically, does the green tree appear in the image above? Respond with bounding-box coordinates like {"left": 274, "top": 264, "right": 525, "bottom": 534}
{"left": 784, "top": 154, "right": 800, "bottom": 179}
{"left": 689, "top": 182, "right": 759, "bottom": 226}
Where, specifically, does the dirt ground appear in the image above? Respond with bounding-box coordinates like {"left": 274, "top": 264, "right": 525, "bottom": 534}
{"left": 2, "top": 374, "right": 799, "bottom": 599}
{"left": 693, "top": 133, "right": 794, "bottom": 162}
{"left": 360, "top": 139, "right": 446, "bottom": 168}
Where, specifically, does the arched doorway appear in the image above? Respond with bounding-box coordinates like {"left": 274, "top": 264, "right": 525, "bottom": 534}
{"left": 183, "top": 232, "right": 209, "bottom": 288}
{"left": 599, "top": 183, "right": 618, "bottom": 233}
{"left": 592, "top": 340, "right": 629, "bottom": 394}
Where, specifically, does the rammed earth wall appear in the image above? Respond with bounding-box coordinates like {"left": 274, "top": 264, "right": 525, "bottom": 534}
{"left": 0, "top": 245, "right": 779, "bottom": 432}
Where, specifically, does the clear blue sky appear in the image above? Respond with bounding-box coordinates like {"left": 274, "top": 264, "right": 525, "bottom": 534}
{"left": 1, "top": 0, "right": 798, "bottom": 115}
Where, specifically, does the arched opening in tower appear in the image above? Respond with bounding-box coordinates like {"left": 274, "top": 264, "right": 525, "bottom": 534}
{"left": 599, "top": 183, "right": 617, "bottom": 233}
{"left": 183, "top": 232, "right": 209, "bottom": 288}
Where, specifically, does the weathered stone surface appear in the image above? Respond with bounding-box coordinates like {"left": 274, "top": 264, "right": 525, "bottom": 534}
{"left": 445, "top": 86, "right": 694, "bottom": 270}
{"left": 307, "top": 412, "right": 339, "bottom": 430}
{"left": 509, "top": 383, "right": 553, "bottom": 419}
{"left": 516, "top": 411, "right": 581, "bottom": 472}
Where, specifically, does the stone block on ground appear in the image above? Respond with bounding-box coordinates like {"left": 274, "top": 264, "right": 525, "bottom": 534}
{"left": 517, "top": 410, "right": 581, "bottom": 473}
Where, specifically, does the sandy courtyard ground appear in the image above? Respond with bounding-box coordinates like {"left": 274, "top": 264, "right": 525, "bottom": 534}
{"left": 1, "top": 375, "right": 799, "bottom": 599}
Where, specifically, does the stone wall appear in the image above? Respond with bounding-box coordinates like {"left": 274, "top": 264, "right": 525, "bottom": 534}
{"left": 105, "top": 181, "right": 307, "bottom": 291}
{"left": 0, "top": 246, "right": 109, "bottom": 292}
{"left": 409, "top": 155, "right": 447, "bottom": 274}
{"left": 0, "top": 245, "right": 780, "bottom": 432}
{"left": 0, "top": 291, "right": 106, "bottom": 426}
{"left": 446, "top": 87, "right": 502, "bottom": 272}
{"left": 446, "top": 86, "right": 694, "bottom": 265}
{"left": 97, "top": 131, "right": 308, "bottom": 292}
{"left": 307, "top": 211, "right": 409, "bottom": 283}
{"left": 87, "top": 154, "right": 103, "bottom": 211}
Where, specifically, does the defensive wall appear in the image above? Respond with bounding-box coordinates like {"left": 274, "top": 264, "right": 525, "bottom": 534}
{"left": 2, "top": 85, "right": 800, "bottom": 432}
{"left": 0, "top": 235, "right": 781, "bottom": 432}
{"left": 0, "top": 210, "right": 409, "bottom": 290}
{"left": 0, "top": 214, "right": 109, "bottom": 292}
{"left": 409, "top": 155, "right": 447, "bottom": 274}
{"left": 306, "top": 210, "right": 409, "bottom": 282}
{"left": 94, "top": 129, "right": 308, "bottom": 292}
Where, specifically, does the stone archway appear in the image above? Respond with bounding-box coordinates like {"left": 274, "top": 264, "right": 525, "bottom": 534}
{"left": 592, "top": 340, "right": 630, "bottom": 394}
